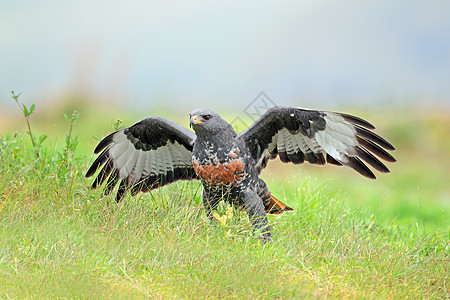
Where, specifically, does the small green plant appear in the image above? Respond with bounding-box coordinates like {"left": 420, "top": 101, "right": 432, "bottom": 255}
{"left": 62, "top": 110, "right": 80, "bottom": 162}
{"left": 54, "top": 110, "right": 81, "bottom": 183}
{"left": 11, "top": 91, "right": 47, "bottom": 159}
{"left": 113, "top": 118, "right": 123, "bottom": 131}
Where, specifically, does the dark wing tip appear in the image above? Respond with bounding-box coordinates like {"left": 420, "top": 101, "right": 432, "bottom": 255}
{"left": 383, "top": 141, "right": 396, "bottom": 151}
{"left": 339, "top": 113, "right": 375, "bottom": 130}
{"left": 355, "top": 125, "right": 396, "bottom": 151}
{"left": 94, "top": 131, "right": 117, "bottom": 154}
{"left": 85, "top": 166, "right": 96, "bottom": 178}
{"left": 356, "top": 137, "right": 396, "bottom": 163}
{"left": 355, "top": 146, "right": 390, "bottom": 173}
{"left": 86, "top": 147, "right": 111, "bottom": 178}
{"left": 91, "top": 160, "right": 114, "bottom": 189}
{"left": 346, "top": 156, "right": 376, "bottom": 179}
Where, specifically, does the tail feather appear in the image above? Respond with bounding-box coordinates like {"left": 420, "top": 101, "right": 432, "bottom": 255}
{"left": 265, "top": 195, "right": 293, "bottom": 215}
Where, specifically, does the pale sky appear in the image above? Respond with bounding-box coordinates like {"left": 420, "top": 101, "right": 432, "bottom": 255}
{"left": 1, "top": 0, "right": 449, "bottom": 112}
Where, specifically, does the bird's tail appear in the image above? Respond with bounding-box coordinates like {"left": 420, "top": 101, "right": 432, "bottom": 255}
{"left": 265, "top": 195, "right": 294, "bottom": 215}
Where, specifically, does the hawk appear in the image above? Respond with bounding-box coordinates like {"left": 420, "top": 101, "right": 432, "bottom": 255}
{"left": 86, "top": 106, "right": 395, "bottom": 241}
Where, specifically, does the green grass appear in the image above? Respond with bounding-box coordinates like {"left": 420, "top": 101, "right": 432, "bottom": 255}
{"left": 0, "top": 106, "right": 449, "bottom": 298}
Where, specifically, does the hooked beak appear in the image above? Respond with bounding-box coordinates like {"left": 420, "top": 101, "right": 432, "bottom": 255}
{"left": 190, "top": 114, "right": 205, "bottom": 128}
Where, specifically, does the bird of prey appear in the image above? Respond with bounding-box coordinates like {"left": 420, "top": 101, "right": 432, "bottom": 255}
{"left": 86, "top": 106, "right": 395, "bottom": 241}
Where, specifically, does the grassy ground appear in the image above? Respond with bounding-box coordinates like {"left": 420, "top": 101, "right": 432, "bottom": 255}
{"left": 0, "top": 104, "right": 449, "bottom": 298}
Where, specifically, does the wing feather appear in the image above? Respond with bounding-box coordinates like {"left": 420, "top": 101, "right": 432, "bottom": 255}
{"left": 86, "top": 116, "right": 198, "bottom": 201}
{"left": 119, "top": 146, "right": 139, "bottom": 179}
{"left": 356, "top": 137, "right": 396, "bottom": 162}
{"left": 131, "top": 150, "right": 146, "bottom": 184}
{"left": 91, "top": 159, "right": 114, "bottom": 188}
{"left": 238, "top": 106, "right": 395, "bottom": 179}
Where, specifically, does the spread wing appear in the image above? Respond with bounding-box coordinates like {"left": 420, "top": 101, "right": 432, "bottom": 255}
{"left": 86, "top": 116, "right": 198, "bottom": 201}
{"left": 237, "top": 106, "right": 396, "bottom": 178}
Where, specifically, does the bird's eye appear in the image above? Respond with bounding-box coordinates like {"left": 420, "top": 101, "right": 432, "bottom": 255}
{"left": 203, "top": 115, "right": 211, "bottom": 120}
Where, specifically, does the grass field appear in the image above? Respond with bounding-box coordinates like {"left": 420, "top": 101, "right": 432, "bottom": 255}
{"left": 0, "top": 102, "right": 449, "bottom": 298}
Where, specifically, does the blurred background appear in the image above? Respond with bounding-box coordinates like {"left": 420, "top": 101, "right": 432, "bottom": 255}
{"left": 1, "top": 0, "right": 449, "bottom": 230}
{"left": 1, "top": 0, "right": 450, "bottom": 114}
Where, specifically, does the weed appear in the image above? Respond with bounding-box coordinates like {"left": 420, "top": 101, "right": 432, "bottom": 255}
{"left": 11, "top": 91, "right": 47, "bottom": 159}
{"left": 60, "top": 110, "right": 80, "bottom": 163}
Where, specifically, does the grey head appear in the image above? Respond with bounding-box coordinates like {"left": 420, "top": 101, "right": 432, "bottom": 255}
{"left": 189, "top": 108, "right": 235, "bottom": 137}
